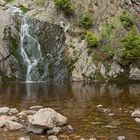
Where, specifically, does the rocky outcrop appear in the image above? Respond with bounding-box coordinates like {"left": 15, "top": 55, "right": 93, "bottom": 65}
{"left": 3, "top": 7, "right": 68, "bottom": 81}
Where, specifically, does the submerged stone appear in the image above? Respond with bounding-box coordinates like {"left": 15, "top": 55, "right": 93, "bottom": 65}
{"left": 48, "top": 135, "right": 58, "bottom": 140}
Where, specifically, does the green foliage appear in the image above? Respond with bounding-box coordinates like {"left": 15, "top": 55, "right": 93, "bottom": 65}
{"left": 79, "top": 11, "right": 93, "bottom": 29}
{"left": 86, "top": 31, "right": 99, "bottom": 48}
{"left": 54, "top": 0, "right": 74, "bottom": 15}
{"left": 19, "top": 5, "right": 29, "bottom": 13}
{"left": 102, "top": 22, "right": 115, "bottom": 39}
{"left": 120, "top": 11, "right": 134, "bottom": 28}
{"left": 91, "top": 52, "right": 100, "bottom": 61}
{"left": 67, "top": 42, "right": 75, "bottom": 49}
{"left": 121, "top": 28, "right": 140, "bottom": 60}
{"left": 5, "top": 0, "right": 14, "bottom": 2}
{"left": 34, "top": 0, "right": 46, "bottom": 6}
{"left": 91, "top": 46, "right": 114, "bottom": 62}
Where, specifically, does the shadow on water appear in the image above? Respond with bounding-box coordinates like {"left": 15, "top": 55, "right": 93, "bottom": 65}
{"left": 0, "top": 82, "right": 140, "bottom": 139}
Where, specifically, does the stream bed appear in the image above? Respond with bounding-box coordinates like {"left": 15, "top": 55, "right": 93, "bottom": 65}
{"left": 0, "top": 82, "right": 140, "bottom": 140}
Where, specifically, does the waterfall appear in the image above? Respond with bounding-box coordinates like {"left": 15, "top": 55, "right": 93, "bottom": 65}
{"left": 20, "top": 16, "right": 43, "bottom": 82}
{"left": 7, "top": 5, "right": 45, "bottom": 82}
{"left": 6, "top": 4, "right": 68, "bottom": 82}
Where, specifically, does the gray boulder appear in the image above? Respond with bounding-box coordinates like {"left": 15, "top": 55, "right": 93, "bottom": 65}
{"left": 27, "top": 123, "right": 44, "bottom": 134}
{"left": 28, "top": 108, "right": 67, "bottom": 129}
{"left": 0, "top": 107, "right": 10, "bottom": 115}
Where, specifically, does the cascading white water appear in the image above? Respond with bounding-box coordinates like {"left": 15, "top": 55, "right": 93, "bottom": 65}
{"left": 7, "top": 5, "right": 44, "bottom": 82}
{"left": 20, "top": 16, "right": 43, "bottom": 82}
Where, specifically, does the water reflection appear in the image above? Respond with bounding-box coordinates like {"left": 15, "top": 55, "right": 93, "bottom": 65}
{"left": 0, "top": 82, "right": 140, "bottom": 108}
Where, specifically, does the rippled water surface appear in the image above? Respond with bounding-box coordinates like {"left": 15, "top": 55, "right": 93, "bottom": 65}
{"left": 0, "top": 82, "right": 140, "bottom": 140}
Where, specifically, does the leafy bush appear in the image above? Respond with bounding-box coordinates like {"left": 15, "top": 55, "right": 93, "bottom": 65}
{"left": 121, "top": 28, "right": 140, "bottom": 60}
{"left": 54, "top": 0, "right": 74, "bottom": 15}
{"left": 79, "top": 11, "right": 93, "bottom": 29}
{"left": 86, "top": 31, "right": 99, "bottom": 48}
{"left": 102, "top": 22, "right": 115, "bottom": 38}
{"left": 91, "top": 46, "right": 114, "bottom": 62}
{"left": 120, "top": 11, "right": 134, "bottom": 28}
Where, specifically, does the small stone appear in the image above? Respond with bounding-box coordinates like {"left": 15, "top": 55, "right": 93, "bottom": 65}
{"left": 96, "top": 105, "right": 103, "bottom": 108}
{"left": 9, "top": 108, "right": 19, "bottom": 115}
{"left": 105, "top": 125, "right": 117, "bottom": 129}
{"left": 47, "top": 127, "right": 61, "bottom": 134}
{"left": 0, "top": 115, "right": 17, "bottom": 127}
{"left": 108, "top": 113, "right": 115, "bottom": 117}
{"left": 117, "top": 136, "right": 125, "bottom": 140}
{"left": 97, "top": 108, "right": 110, "bottom": 113}
{"left": 0, "top": 107, "right": 10, "bottom": 115}
{"left": 135, "top": 118, "right": 140, "bottom": 123}
{"left": 131, "top": 109, "right": 140, "bottom": 118}
{"left": 18, "top": 136, "right": 30, "bottom": 140}
{"left": 22, "top": 110, "right": 37, "bottom": 115}
{"left": 59, "top": 134, "right": 70, "bottom": 139}
{"left": 67, "top": 125, "right": 74, "bottom": 131}
{"left": 5, "top": 120, "right": 23, "bottom": 131}
{"left": 91, "top": 122, "right": 104, "bottom": 125}
{"left": 89, "top": 138, "right": 97, "bottom": 140}
{"left": 29, "top": 105, "right": 43, "bottom": 111}
{"left": 27, "top": 124, "right": 44, "bottom": 134}
{"left": 48, "top": 135, "right": 58, "bottom": 140}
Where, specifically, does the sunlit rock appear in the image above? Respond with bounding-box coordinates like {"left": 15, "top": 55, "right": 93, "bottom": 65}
{"left": 0, "top": 107, "right": 10, "bottom": 115}
{"left": 5, "top": 120, "right": 23, "bottom": 131}
{"left": 131, "top": 109, "right": 140, "bottom": 118}
{"left": 28, "top": 108, "right": 67, "bottom": 129}
{"left": 0, "top": 115, "right": 17, "bottom": 127}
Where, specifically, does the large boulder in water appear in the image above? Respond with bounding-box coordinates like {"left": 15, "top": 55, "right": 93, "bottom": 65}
{"left": 28, "top": 108, "right": 67, "bottom": 129}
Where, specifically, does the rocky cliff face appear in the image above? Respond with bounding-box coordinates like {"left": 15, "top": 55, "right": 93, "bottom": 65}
{"left": 0, "top": 0, "right": 140, "bottom": 82}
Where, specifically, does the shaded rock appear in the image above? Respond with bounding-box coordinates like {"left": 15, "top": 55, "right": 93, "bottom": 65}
{"left": 131, "top": 109, "right": 140, "bottom": 118}
{"left": 108, "top": 62, "right": 124, "bottom": 78}
{"left": 0, "top": 115, "right": 17, "bottom": 127}
{"left": 5, "top": 120, "right": 23, "bottom": 131}
{"left": 97, "top": 108, "right": 110, "bottom": 113}
{"left": 135, "top": 118, "right": 140, "bottom": 123}
{"left": 47, "top": 127, "right": 61, "bottom": 134}
{"left": 29, "top": 105, "right": 43, "bottom": 111}
{"left": 117, "top": 136, "right": 125, "bottom": 140}
{"left": 9, "top": 108, "right": 19, "bottom": 115}
{"left": 0, "top": 107, "right": 10, "bottom": 115}
{"left": 28, "top": 108, "right": 67, "bottom": 129}
{"left": 48, "top": 135, "right": 58, "bottom": 140}
{"left": 129, "top": 67, "right": 140, "bottom": 81}
{"left": 27, "top": 124, "right": 44, "bottom": 134}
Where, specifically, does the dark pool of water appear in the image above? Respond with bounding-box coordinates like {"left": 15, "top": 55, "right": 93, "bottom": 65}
{"left": 0, "top": 82, "right": 140, "bottom": 140}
